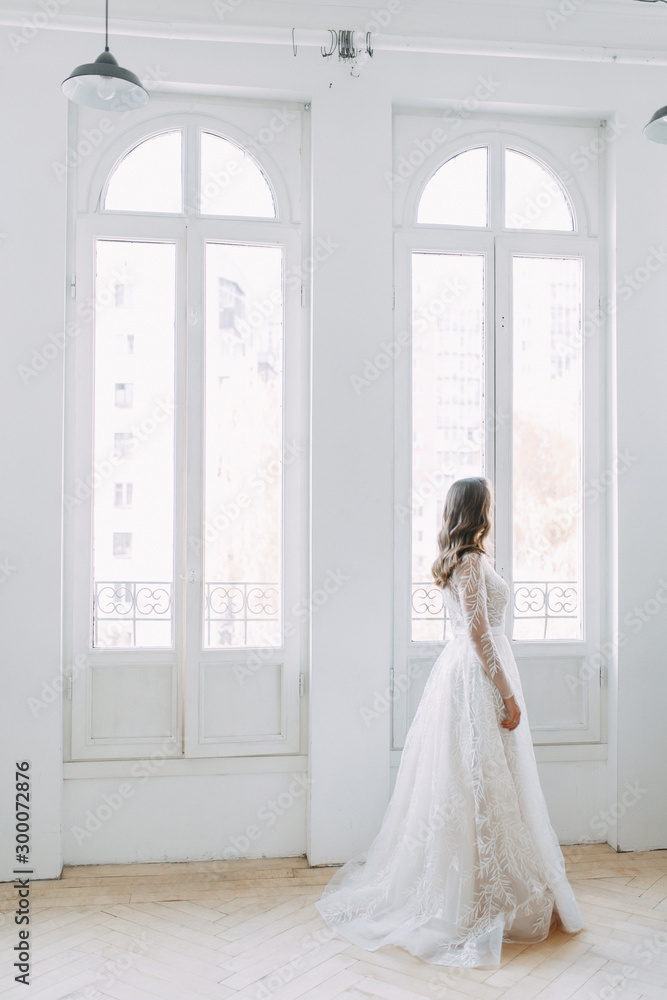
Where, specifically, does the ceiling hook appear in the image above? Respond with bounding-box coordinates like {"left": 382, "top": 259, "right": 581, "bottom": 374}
{"left": 321, "top": 28, "right": 337, "bottom": 57}
{"left": 338, "top": 29, "right": 356, "bottom": 60}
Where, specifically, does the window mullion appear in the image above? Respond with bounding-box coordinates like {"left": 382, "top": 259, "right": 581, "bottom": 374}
{"left": 173, "top": 220, "right": 189, "bottom": 754}
{"left": 492, "top": 240, "right": 513, "bottom": 588}
{"left": 490, "top": 134, "right": 503, "bottom": 234}
{"left": 183, "top": 221, "right": 205, "bottom": 756}
{"left": 185, "top": 118, "right": 198, "bottom": 220}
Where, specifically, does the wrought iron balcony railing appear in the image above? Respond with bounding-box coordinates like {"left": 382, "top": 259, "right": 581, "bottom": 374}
{"left": 93, "top": 582, "right": 173, "bottom": 647}
{"left": 513, "top": 581, "right": 579, "bottom": 639}
{"left": 204, "top": 582, "right": 280, "bottom": 647}
{"left": 93, "top": 578, "right": 578, "bottom": 646}
{"left": 411, "top": 580, "right": 579, "bottom": 641}
{"left": 93, "top": 581, "right": 281, "bottom": 648}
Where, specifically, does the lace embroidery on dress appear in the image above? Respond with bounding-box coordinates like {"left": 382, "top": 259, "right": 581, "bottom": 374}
{"left": 445, "top": 551, "right": 513, "bottom": 699}
{"left": 314, "top": 550, "right": 584, "bottom": 967}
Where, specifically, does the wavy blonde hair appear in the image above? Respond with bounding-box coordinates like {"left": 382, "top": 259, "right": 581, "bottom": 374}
{"left": 431, "top": 477, "right": 493, "bottom": 589}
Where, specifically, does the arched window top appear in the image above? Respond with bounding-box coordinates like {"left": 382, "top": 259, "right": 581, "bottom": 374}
{"left": 200, "top": 132, "right": 275, "bottom": 217}
{"left": 104, "top": 130, "right": 183, "bottom": 213}
{"left": 505, "top": 148, "right": 574, "bottom": 231}
{"left": 417, "top": 147, "right": 488, "bottom": 227}
{"left": 415, "top": 141, "right": 577, "bottom": 232}
{"left": 102, "top": 127, "right": 277, "bottom": 218}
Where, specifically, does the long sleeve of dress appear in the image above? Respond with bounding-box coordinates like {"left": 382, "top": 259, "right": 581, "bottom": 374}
{"left": 456, "top": 552, "right": 514, "bottom": 700}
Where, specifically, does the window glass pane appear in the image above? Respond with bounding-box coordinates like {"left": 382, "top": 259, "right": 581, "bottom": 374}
{"left": 505, "top": 149, "right": 574, "bottom": 231}
{"left": 411, "top": 252, "right": 486, "bottom": 641}
{"left": 92, "top": 240, "right": 175, "bottom": 647}
{"left": 417, "top": 147, "right": 488, "bottom": 227}
{"left": 204, "top": 243, "right": 283, "bottom": 647}
{"left": 512, "top": 256, "right": 583, "bottom": 640}
{"left": 200, "top": 132, "right": 276, "bottom": 217}
{"left": 104, "top": 131, "right": 182, "bottom": 213}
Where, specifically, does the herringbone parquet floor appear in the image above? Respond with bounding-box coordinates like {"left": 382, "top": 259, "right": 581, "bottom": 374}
{"left": 1, "top": 844, "right": 667, "bottom": 1000}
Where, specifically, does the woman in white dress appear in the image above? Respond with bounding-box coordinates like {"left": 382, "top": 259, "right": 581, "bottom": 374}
{"left": 314, "top": 477, "right": 584, "bottom": 968}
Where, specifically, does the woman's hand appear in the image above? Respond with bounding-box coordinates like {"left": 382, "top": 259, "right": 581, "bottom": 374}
{"left": 501, "top": 694, "right": 521, "bottom": 730}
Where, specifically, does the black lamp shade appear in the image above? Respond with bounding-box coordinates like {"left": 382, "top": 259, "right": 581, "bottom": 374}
{"left": 62, "top": 50, "right": 149, "bottom": 112}
{"left": 644, "top": 104, "right": 667, "bottom": 144}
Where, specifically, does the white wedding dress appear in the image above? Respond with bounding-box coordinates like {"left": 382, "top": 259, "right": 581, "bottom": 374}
{"left": 314, "top": 550, "right": 584, "bottom": 968}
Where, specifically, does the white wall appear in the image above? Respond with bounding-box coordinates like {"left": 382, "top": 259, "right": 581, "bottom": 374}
{"left": 62, "top": 769, "right": 308, "bottom": 865}
{"left": 0, "top": 22, "right": 68, "bottom": 882}
{"left": 1, "top": 8, "right": 666, "bottom": 880}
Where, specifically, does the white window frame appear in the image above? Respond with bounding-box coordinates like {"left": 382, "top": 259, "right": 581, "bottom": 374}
{"left": 63, "top": 96, "right": 310, "bottom": 763}
{"left": 392, "top": 118, "right": 607, "bottom": 757}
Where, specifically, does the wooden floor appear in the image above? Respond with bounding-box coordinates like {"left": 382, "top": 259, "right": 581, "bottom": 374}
{"left": 1, "top": 844, "right": 667, "bottom": 1000}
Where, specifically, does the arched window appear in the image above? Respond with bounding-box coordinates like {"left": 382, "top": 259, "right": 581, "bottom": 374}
{"left": 415, "top": 143, "right": 578, "bottom": 233}
{"left": 504, "top": 149, "right": 574, "bottom": 230}
{"left": 104, "top": 130, "right": 183, "bottom": 212}
{"left": 199, "top": 132, "right": 275, "bottom": 217}
{"left": 102, "top": 127, "right": 278, "bottom": 218}
{"left": 65, "top": 103, "right": 306, "bottom": 762}
{"left": 393, "top": 119, "right": 603, "bottom": 747}
{"left": 417, "top": 146, "right": 488, "bottom": 227}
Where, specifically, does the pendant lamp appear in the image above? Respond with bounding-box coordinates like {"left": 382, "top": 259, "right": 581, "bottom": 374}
{"left": 644, "top": 105, "right": 667, "bottom": 143}
{"left": 62, "top": 0, "right": 149, "bottom": 112}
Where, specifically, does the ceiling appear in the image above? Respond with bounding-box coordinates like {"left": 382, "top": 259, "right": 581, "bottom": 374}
{"left": 0, "top": 0, "right": 666, "bottom": 51}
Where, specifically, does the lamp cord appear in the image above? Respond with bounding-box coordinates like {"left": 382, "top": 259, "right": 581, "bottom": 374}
{"left": 105, "top": 0, "right": 109, "bottom": 51}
